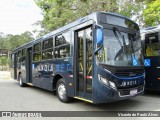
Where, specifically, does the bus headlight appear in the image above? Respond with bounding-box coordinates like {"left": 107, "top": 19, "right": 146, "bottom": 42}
{"left": 109, "top": 81, "right": 117, "bottom": 90}
{"left": 98, "top": 74, "right": 117, "bottom": 90}
{"left": 98, "top": 74, "right": 109, "bottom": 86}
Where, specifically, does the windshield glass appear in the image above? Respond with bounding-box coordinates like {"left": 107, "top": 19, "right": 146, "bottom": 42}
{"left": 145, "top": 43, "right": 160, "bottom": 56}
{"left": 97, "top": 29, "right": 143, "bottom": 66}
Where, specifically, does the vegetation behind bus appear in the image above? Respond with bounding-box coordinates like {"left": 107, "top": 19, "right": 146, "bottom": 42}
{"left": 35, "top": 0, "right": 160, "bottom": 35}
{"left": 0, "top": 31, "right": 33, "bottom": 71}
{"left": 0, "top": 0, "right": 159, "bottom": 51}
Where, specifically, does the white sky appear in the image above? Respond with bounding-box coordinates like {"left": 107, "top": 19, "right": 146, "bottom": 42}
{"left": 0, "top": 0, "right": 43, "bottom": 35}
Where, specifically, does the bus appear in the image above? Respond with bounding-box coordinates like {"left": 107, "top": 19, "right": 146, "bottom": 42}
{"left": 11, "top": 12, "right": 144, "bottom": 104}
{"left": 141, "top": 25, "right": 160, "bottom": 91}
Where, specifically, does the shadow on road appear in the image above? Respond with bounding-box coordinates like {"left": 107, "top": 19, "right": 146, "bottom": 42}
{"left": 144, "top": 90, "right": 160, "bottom": 98}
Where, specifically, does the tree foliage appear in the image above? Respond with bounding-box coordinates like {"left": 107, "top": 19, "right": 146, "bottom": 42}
{"left": 143, "top": 0, "right": 160, "bottom": 27}
{"left": 35, "top": 0, "right": 151, "bottom": 33}
{"left": 35, "top": 0, "right": 118, "bottom": 31}
{"left": 35, "top": 0, "right": 160, "bottom": 32}
{"left": 0, "top": 31, "right": 34, "bottom": 50}
{"left": 0, "top": 56, "right": 10, "bottom": 70}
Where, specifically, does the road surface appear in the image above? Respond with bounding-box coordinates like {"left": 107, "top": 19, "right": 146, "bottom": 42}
{"left": 0, "top": 79, "right": 160, "bottom": 120}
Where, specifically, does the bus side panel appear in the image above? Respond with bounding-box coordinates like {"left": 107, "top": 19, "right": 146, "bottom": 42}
{"left": 34, "top": 61, "right": 54, "bottom": 91}
{"left": 32, "top": 62, "right": 42, "bottom": 88}
{"left": 51, "top": 59, "right": 74, "bottom": 97}
{"left": 31, "top": 60, "right": 74, "bottom": 97}
{"left": 145, "top": 56, "right": 160, "bottom": 91}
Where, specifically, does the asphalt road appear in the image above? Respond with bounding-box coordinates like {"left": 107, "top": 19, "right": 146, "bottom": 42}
{"left": 0, "top": 79, "right": 160, "bottom": 120}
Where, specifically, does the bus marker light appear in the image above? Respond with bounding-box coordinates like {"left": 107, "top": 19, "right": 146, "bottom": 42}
{"left": 86, "top": 76, "right": 92, "bottom": 79}
{"left": 68, "top": 75, "right": 73, "bottom": 78}
{"left": 69, "top": 83, "right": 72, "bottom": 86}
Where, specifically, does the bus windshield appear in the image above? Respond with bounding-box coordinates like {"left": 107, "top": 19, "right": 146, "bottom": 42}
{"left": 98, "top": 29, "right": 143, "bottom": 66}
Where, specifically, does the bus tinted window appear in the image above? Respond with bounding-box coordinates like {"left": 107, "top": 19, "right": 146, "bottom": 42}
{"left": 55, "top": 45, "right": 70, "bottom": 58}
{"left": 54, "top": 31, "right": 71, "bottom": 58}
{"left": 145, "top": 32, "right": 159, "bottom": 44}
{"left": 145, "top": 44, "right": 160, "bottom": 56}
{"left": 34, "top": 43, "right": 41, "bottom": 52}
{"left": 42, "top": 49, "right": 53, "bottom": 60}
{"left": 33, "top": 42, "right": 41, "bottom": 61}
{"left": 100, "top": 14, "right": 139, "bottom": 31}
{"left": 55, "top": 33, "right": 70, "bottom": 46}
{"left": 22, "top": 49, "right": 26, "bottom": 56}
{"left": 43, "top": 38, "right": 53, "bottom": 50}
{"left": 33, "top": 52, "right": 41, "bottom": 61}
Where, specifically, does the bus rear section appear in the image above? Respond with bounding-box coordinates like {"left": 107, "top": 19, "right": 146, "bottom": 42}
{"left": 141, "top": 25, "right": 160, "bottom": 91}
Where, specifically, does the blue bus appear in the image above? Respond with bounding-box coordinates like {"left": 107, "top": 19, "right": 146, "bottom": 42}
{"left": 141, "top": 25, "right": 160, "bottom": 91}
{"left": 11, "top": 12, "right": 144, "bottom": 104}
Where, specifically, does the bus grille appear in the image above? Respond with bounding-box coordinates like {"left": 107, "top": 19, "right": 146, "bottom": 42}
{"left": 118, "top": 86, "right": 144, "bottom": 97}
{"left": 115, "top": 69, "right": 143, "bottom": 77}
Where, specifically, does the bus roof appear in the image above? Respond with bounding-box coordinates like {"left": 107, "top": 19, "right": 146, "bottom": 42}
{"left": 140, "top": 25, "right": 160, "bottom": 34}
{"left": 12, "top": 11, "right": 135, "bottom": 53}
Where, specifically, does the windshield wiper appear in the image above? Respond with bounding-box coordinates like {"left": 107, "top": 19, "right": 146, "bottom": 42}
{"left": 113, "top": 27, "right": 128, "bottom": 60}
{"left": 113, "top": 27, "right": 123, "bottom": 48}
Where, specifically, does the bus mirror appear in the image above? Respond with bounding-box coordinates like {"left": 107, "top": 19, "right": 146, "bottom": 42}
{"left": 96, "top": 28, "right": 103, "bottom": 46}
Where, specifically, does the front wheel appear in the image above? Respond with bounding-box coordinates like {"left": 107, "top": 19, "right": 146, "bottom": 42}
{"left": 19, "top": 75, "right": 26, "bottom": 87}
{"left": 56, "top": 78, "right": 71, "bottom": 103}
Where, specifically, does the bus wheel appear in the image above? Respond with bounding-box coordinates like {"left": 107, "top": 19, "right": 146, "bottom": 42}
{"left": 19, "top": 75, "right": 25, "bottom": 87}
{"left": 56, "top": 79, "right": 71, "bottom": 103}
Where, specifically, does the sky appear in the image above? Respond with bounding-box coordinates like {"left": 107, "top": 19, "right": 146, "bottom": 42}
{"left": 0, "top": 0, "right": 43, "bottom": 36}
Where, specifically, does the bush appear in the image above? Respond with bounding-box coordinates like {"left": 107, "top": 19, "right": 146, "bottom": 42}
{"left": 0, "top": 56, "right": 10, "bottom": 71}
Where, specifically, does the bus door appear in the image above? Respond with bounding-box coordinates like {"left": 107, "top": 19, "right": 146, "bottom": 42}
{"left": 26, "top": 47, "right": 32, "bottom": 83}
{"left": 74, "top": 27, "right": 93, "bottom": 100}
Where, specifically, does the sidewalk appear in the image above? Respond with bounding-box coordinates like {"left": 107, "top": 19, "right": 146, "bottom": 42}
{"left": 0, "top": 71, "right": 12, "bottom": 80}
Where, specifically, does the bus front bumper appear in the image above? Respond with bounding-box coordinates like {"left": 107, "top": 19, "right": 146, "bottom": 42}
{"left": 93, "top": 85, "right": 144, "bottom": 104}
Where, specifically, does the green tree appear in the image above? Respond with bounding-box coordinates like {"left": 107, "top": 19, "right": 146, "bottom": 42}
{"left": 118, "top": 0, "right": 146, "bottom": 27}
{"left": 143, "top": 0, "right": 160, "bottom": 26}
{"left": 0, "top": 56, "right": 9, "bottom": 70}
{"left": 35, "top": 0, "right": 153, "bottom": 31}
{"left": 0, "top": 34, "right": 7, "bottom": 49}
{"left": 35, "top": 0, "right": 118, "bottom": 31}
{"left": 6, "top": 31, "right": 34, "bottom": 50}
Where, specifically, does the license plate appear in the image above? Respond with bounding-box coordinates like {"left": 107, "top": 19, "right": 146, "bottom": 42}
{"left": 130, "top": 89, "right": 137, "bottom": 96}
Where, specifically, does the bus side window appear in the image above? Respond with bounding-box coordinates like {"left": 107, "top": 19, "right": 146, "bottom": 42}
{"left": 33, "top": 43, "right": 41, "bottom": 61}
{"left": 54, "top": 31, "right": 71, "bottom": 58}
{"left": 42, "top": 38, "right": 53, "bottom": 60}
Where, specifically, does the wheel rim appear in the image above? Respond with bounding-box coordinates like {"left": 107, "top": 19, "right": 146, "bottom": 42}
{"left": 58, "top": 83, "right": 66, "bottom": 100}
{"left": 19, "top": 77, "right": 22, "bottom": 85}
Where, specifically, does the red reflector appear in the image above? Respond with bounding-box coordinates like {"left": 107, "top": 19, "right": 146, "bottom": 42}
{"left": 68, "top": 75, "right": 73, "bottom": 78}
{"left": 86, "top": 76, "right": 92, "bottom": 79}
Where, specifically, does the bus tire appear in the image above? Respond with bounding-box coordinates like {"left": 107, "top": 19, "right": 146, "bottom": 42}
{"left": 19, "top": 75, "right": 25, "bottom": 87}
{"left": 56, "top": 78, "right": 71, "bottom": 103}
